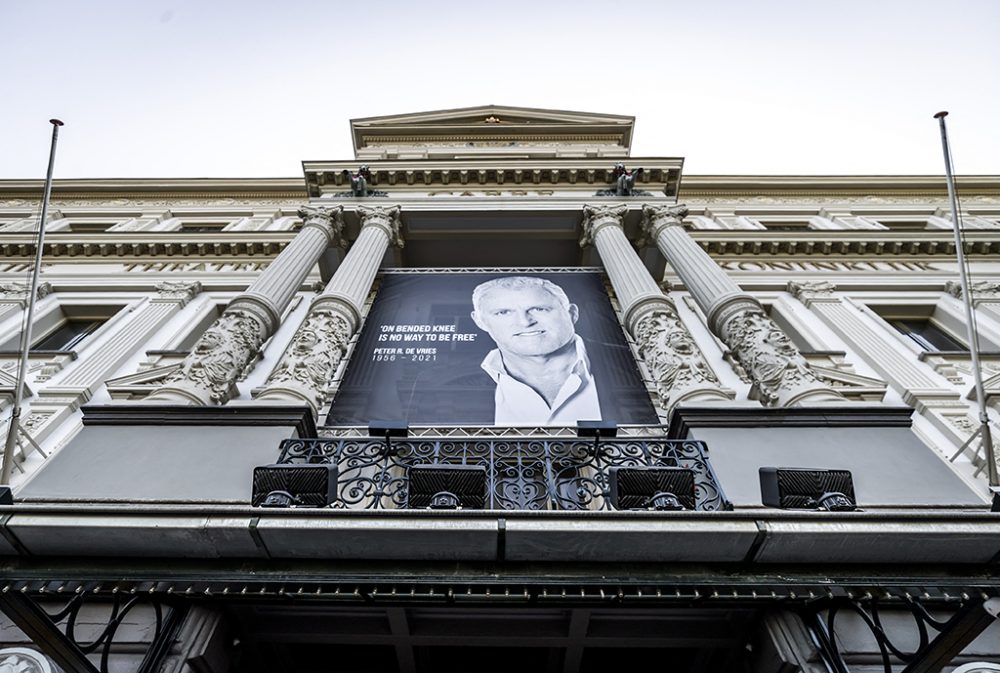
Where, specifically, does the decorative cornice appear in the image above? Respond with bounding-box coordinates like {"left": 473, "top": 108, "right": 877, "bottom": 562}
{"left": 678, "top": 175, "right": 1000, "bottom": 199}
{"left": 303, "top": 158, "right": 683, "bottom": 198}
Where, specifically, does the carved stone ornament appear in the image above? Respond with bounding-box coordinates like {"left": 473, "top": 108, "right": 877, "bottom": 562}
{"left": 579, "top": 204, "right": 627, "bottom": 246}
{"left": 0, "top": 648, "right": 53, "bottom": 673}
{"left": 161, "top": 309, "right": 265, "bottom": 404}
{"left": 0, "top": 282, "right": 51, "bottom": 300}
{"left": 298, "top": 204, "right": 345, "bottom": 240}
{"left": 637, "top": 204, "right": 691, "bottom": 247}
{"left": 787, "top": 280, "right": 837, "bottom": 302}
{"left": 946, "top": 280, "right": 1000, "bottom": 299}
{"left": 952, "top": 662, "right": 1000, "bottom": 673}
{"left": 358, "top": 205, "right": 404, "bottom": 248}
{"left": 154, "top": 280, "right": 202, "bottom": 301}
{"left": 633, "top": 308, "right": 721, "bottom": 410}
{"left": 722, "top": 309, "right": 840, "bottom": 406}
{"left": 264, "top": 308, "right": 351, "bottom": 405}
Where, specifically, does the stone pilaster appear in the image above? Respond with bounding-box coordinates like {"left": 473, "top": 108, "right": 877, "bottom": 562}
{"left": 42, "top": 282, "right": 201, "bottom": 403}
{"left": 148, "top": 206, "right": 343, "bottom": 406}
{"left": 254, "top": 206, "right": 402, "bottom": 412}
{"left": 946, "top": 280, "right": 1000, "bottom": 324}
{"left": 643, "top": 204, "right": 843, "bottom": 406}
{"left": 581, "top": 205, "right": 730, "bottom": 412}
{"left": 790, "top": 281, "right": 959, "bottom": 404}
{"left": 790, "top": 280, "right": 996, "bottom": 476}
{"left": 0, "top": 282, "right": 52, "bottom": 323}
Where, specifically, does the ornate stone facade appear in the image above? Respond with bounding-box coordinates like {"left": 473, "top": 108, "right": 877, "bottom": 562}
{"left": 641, "top": 204, "right": 843, "bottom": 406}
{"left": 260, "top": 308, "right": 351, "bottom": 411}
{"left": 160, "top": 310, "right": 265, "bottom": 405}
{"left": 633, "top": 308, "right": 723, "bottom": 411}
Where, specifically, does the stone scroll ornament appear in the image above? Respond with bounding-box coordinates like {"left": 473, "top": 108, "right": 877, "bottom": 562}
{"left": 633, "top": 308, "right": 721, "bottom": 411}
{"left": 0, "top": 648, "right": 54, "bottom": 673}
{"left": 264, "top": 307, "right": 351, "bottom": 409}
{"left": 721, "top": 310, "right": 829, "bottom": 405}
{"left": 161, "top": 310, "right": 264, "bottom": 405}
{"left": 298, "top": 205, "right": 348, "bottom": 246}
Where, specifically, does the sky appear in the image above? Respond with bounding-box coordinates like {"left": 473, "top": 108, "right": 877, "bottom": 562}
{"left": 2, "top": 0, "right": 998, "bottom": 179}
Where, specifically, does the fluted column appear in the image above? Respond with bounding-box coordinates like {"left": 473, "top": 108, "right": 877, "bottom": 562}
{"left": 642, "top": 204, "right": 843, "bottom": 407}
{"left": 580, "top": 205, "right": 730, "bottom": 412}
{"left": 148, "top": 206, "right": 343, "bottom": 406}
{"left": 255, "top": 206, "right": 403, "bottom": 412}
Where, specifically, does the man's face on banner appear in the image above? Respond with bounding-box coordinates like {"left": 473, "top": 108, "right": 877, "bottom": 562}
{"left": 472, "top": 285, "right": 579, "bottom": 357}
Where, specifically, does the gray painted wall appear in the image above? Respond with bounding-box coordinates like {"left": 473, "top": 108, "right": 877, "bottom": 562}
{"left": 19, "top": 424, "right": 293, "bottom": 503}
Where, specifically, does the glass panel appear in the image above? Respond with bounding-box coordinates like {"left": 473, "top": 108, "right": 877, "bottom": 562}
{"left": 890, "top": 319, "right": 964, "bottom": 351}
{"left": 33, "top": 320, "right": 103, "bottom": 351}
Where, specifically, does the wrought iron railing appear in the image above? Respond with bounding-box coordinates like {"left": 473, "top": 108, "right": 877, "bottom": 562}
{"left": 274, "top": 437, "right": 731, "bottom": 511}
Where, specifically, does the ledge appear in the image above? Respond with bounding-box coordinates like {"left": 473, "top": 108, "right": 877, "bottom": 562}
{"left": 79, "top": 403, "right": 317, "bottom": 438}
{"left": 666, "top": 404, "right": 914, "bottom": 438}
{"left": 1, "top": 506, "right": 997, "bottom": 565}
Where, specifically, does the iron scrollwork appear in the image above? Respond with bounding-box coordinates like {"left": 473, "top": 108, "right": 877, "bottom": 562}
{"left": 0, "top": 589, "right": 187, "bottom": 673}
{"left": 275, "top": 437, "right": 731, "bottom": 511}
{"left": 803, "top": 593, "right": 998, "bottom": 673}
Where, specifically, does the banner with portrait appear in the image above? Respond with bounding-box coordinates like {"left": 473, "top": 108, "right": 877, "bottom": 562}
{"left": 325, "top": 271, "right": 658, "bottom": 426}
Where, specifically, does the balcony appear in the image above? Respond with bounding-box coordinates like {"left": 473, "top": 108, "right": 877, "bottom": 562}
{"left": 261, "top": 436, "right": 731, "bottom": 512}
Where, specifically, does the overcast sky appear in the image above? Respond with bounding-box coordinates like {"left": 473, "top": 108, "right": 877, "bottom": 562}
{"left": 2, "top": 0, "right": 998, "bottom": 179}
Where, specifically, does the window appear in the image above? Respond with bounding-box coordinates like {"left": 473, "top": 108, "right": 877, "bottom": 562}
{"left": 32, "top": 319, "right": 104, "bottom": 351}
{"left": 0, "top": 304, "right": 123, "bottom": 354}
{"left": 876, "top": 219, "right": 931, "bottom": 231}
{"left": 65, "top": 219, "right": 117, "bottom": 233}
{"left": 180, "top": 222, "right": 229, "bottom": 233}
{"left": 889, "top": 319, "right": 965, "bottom": 352}
{"left": 757, "top": 219, "right": 814, "bottom": 231}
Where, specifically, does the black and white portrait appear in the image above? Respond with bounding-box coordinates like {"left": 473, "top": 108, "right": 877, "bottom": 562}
{"left": 327, "top": 271, "right": 657, "bottom": 427}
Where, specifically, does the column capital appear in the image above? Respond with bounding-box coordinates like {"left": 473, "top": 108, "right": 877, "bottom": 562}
{"left": 580, "top": 203, "right": 627, "bottom": 246}
{"left": 0, "top": 281, "right": 52, "bottom": 302}
{"left": 641, "top": 203, "right": 689, "bottom": 240}
{"left": 358, "top": 205, "right": 404, "bottom": 247}
{"left": 946, "top": 280, "right": 1000, "bottom": 300}
{"left": 297, "top": 204, "right": 345, "bottom": 246}
{"left": 153, "top": 280, "right": 202, "bottom": 305}
{"left": 788, "top": 280, "right": 838, "bottom": 305}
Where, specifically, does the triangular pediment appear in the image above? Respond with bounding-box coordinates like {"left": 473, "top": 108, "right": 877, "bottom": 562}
{"left": 353, "top": 105, "right": 633, "bottom": 128}
{"left": 104, "top": 363, "right": 182, "bottom": 400}
{"left": 350, "top": 105, "right": 635, "bottom": 155}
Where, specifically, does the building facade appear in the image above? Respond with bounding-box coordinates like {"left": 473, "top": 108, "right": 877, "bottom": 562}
{"left": 0, "top": 106, "right": 999, "bottom": 672}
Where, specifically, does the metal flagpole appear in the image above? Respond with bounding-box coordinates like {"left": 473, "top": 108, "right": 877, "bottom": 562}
{"left": 934, "top": 111, "right": 999, "bottom": 506}
{"left": 1, "top": 119, "right": 64, "bottom": 485}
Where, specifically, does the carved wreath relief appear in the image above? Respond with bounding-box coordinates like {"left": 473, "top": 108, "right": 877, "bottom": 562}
{"left": 163, "top": 310, "right": 264, "bottom": 404}
{"left": 634, "top": 309, "right": 719, "bottom": 409}
{"left": 266, "top": 309, "right": 351, "bottom": 400}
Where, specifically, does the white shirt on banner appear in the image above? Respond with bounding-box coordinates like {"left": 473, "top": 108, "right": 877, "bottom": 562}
{"left": 479, "top": 336, "right": 601, "bottom": 425}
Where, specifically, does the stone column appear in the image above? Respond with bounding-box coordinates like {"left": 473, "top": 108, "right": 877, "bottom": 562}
{"left": 148, "top": 206, "right": 343, "bottom": 406}
{"left": 580, "top": 205, "right": 730, "bottom": 412}
{"left": 642, "top": 204, "right": 843, "bottom": 406}
{"left": 255, "top": 205, "right": 403, "bottom": 413}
